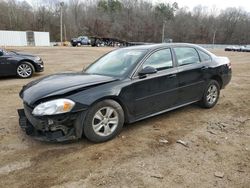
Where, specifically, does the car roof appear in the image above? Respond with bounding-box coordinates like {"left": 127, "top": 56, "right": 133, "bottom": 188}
{"left": 124, "top": 43, "right": 203, "bottom": 50}
{"left": 122, "top": 43, "right": 215, "bottom": 57}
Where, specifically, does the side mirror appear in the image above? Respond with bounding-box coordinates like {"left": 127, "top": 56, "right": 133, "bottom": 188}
{"left": 138, "top": 66, "right": 157, "bottom": 78}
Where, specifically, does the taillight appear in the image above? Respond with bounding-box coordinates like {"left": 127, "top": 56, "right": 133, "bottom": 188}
{"left": 227, "top": 62, "right": 232, "bottom": 69}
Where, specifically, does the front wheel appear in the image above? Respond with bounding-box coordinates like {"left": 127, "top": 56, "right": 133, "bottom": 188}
{"left": 17, "top": 62, "right": 34, "bottom": 78}
{"left": 83, "top": 100, "right": 124, "bottom": 142}
{"left": 200, "top": 80, "right": 220, "bottom": 108}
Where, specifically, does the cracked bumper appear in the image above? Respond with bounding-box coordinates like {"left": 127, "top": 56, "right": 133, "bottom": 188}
{"left": 17, "top": 106, "right": 86, "bottom": 142}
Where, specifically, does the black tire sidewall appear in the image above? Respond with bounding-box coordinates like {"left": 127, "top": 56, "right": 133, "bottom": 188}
{"left": 17, "top": 62, "right": 34, "bottom": 78}
{"left": 201, "top": 80, "right": 220, "bottom": 108}
{"left": 83, "top": 100, "right": 124, "bottom": 143}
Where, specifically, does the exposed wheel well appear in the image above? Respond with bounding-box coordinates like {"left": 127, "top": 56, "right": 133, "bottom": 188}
{"left": 211, "top": 75, "right": 223, "bottom": 89}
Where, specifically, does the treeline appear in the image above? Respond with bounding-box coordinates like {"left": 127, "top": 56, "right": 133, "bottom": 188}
{"left": 0, "top": 0, "right": 250, "bottom": 44}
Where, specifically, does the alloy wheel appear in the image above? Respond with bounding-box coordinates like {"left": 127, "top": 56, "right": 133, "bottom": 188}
{"left": 92, "top": 107, "right": 119, "bottom": 137}
{"left": 17, "top": 64, "right": 32, "bottom": 78}
{"left": 206, "top": 84, "right": 218, "bottom": 105}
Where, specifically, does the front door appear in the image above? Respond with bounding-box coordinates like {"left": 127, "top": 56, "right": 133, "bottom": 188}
{"left": 0, "top": 52, "right": 16, "bottom": 76}
{"left": 0, "top": 51, "right": 9, "bottom": 76}
{"left": 129, "top": 48, "right": 179, "bottom": 119}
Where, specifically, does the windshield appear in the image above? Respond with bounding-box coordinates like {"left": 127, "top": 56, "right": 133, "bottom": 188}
{"left": 85, "top": 49, "right": 147, "bottom": 77}
{"left": 0, "top": 49, "right": 7, "bottom": 54}
{"left": 0, "top": 49, "right": 15, "bottom": 55}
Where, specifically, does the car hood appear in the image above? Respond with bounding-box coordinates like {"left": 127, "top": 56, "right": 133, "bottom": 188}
{"left": 11, "top": 51, "right": 35, "bottom": 57}
{"left": 8, "top": 51, "right": 38, "bottom": 60}
{"left": 20, "top": 73, "right": 117, "bottom": 105}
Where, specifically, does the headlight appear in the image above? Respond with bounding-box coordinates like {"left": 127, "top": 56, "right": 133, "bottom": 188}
{"left": 32, "top": 99, "right": 75, "bottom": 116}
{"left": 34, "top": 56, "right": 41, "bottom": 61}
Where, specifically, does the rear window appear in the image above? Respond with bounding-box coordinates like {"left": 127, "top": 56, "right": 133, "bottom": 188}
{"left": 174, "top": 47, "right": 200, "bottom": 66}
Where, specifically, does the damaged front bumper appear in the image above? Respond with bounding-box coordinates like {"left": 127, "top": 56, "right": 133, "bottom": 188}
{"left": 17, "top": 104, "right": 86, "bottom": 142}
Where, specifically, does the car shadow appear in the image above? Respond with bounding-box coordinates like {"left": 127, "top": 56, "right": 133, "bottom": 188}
{"left": 23, "top": 103, "right": 204, "bottom": 164}
{"left": 123, "top": 103, "right": 201, "bottom": 130}
{"left": 0, "top": 73, "right": 43, "bottom": 81}
{"left": 35, "top": 103, "right": 202, "bottom": 148}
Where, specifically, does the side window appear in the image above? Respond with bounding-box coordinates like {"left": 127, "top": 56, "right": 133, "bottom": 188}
{"left": 198, "top": 49, "right": 211, "bottom": 62}
{"left": 143, "top": 48, "right": 173, "bottom": 71}
{"left": 174, "top": 47, "right": 200, "bottom": 66}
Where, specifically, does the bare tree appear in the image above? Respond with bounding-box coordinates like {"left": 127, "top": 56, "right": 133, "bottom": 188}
{"left": 0, "top": 0, "right": 249, "bottom": 44}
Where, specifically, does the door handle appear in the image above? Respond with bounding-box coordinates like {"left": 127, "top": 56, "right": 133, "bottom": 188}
{"left": 168, "top": 74, "right": 177, "bottom": 78}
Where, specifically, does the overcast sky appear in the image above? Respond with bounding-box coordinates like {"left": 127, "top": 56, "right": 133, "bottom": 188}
{"left": 155, "top": 0, "right": 250, "bottom": 11}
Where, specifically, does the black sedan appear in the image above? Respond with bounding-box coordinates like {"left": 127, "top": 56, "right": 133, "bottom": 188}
{"left": 0, "top": 49, "right": 44, "bottom": 78}
{"left": 18, "top": 43, "right": 232, "bottom": 142}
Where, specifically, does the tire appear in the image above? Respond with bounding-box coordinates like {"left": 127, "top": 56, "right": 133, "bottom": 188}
{"left": 17, "top": 62, "right": 34, "bottom": 78}
{"left": 200, "top": 80, "right": 220, "bottom": 108}
{"left": 83, "top": 99, "right": 124, "bottom": 143}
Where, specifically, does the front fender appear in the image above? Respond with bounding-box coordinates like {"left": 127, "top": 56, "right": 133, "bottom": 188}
{"left": 68, "top": 81, "right": 123, "bottom": 106}
{"left": 68, "top": 80, "right": 132, "bottom": 120}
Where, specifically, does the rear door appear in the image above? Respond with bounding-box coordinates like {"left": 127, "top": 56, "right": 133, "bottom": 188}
{"left": 0, "top": 52, "right": 4, "bottom": 75}
{"left": 173, "top": 47, "right": 207, "bottom": 104}
{"left": 129, "top": 48, "right": 179, "bottom": 118}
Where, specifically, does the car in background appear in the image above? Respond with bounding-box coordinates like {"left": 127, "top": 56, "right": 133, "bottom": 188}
{"left": 225, "top": 45, "right": 250, "bottom": 52}
{"left": 225, "top": 46, "right": 240, "bottom": 51}
{"left": 239, "top": 46, "right": 246, "bottom": 52}
{"left": 242, "top": 45, "right": 250, "bottom": 52}
{"left": 71, "top": 36, "right": 91, "bottom": 47}
{"left": 225, "top": 46, "right": 234, "bottom": 51}
{"left": 0, "top": 49, "right": 44, "bottom": 78}
{"left": 18, "top": 43, "right": 232, "bottom": 143}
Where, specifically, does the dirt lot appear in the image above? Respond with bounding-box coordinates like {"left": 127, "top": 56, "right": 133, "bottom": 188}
{"left": 0, "top": 47, "right": 249, "bottom": 188}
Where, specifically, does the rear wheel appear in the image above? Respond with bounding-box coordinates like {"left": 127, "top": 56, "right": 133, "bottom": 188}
{"left": 17, "top": 62, "right": 34, "bottom": 78}
{"left": 83, "top": 100, "right": 124, "bottom": 142}
{"left": 200, "top": 80, "right": 220, "bottom": 108}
